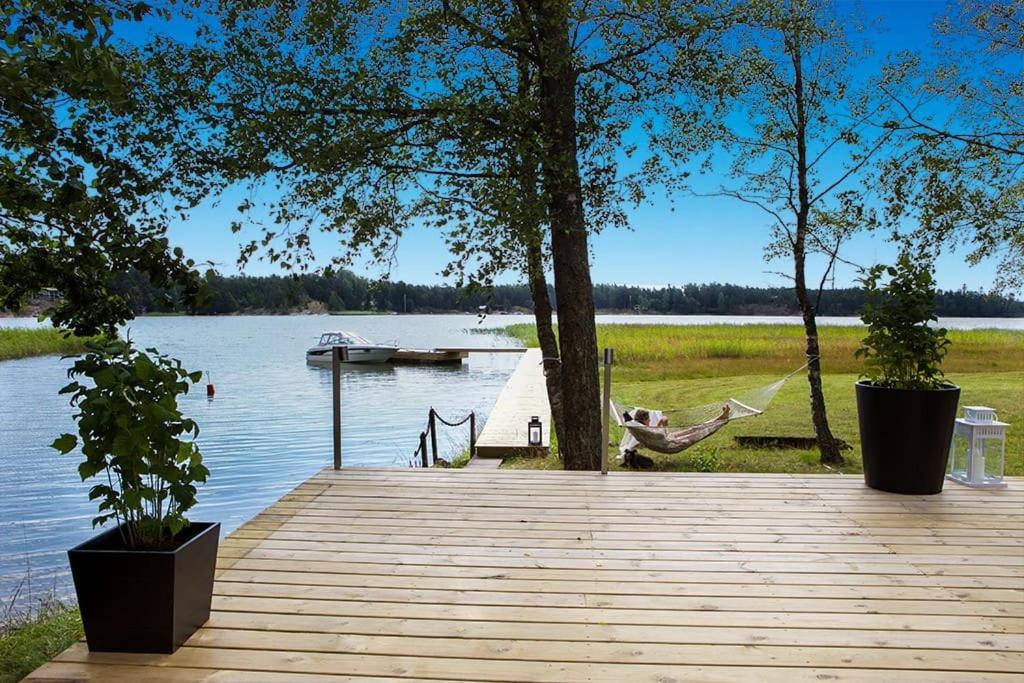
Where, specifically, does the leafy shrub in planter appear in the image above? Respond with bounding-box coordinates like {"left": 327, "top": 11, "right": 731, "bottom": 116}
{"left": 855, "top": 253, "right": 951, "bottom": 390}
{"left": 854, "top": 254, "right": 959, "bottom": 494}
{"left": 52, "top": 338, "right": 208, "bottom": 549}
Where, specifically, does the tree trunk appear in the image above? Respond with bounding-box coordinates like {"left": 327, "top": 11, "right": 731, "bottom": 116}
{"left": 513, "top": 53, "right": 566, "bottom": 448}
{"left": 791, "top": 18, "right": 844, "bottom": 466}
{"left": 534, "top": 1, "right": 601, "bottom": 470}
{"left": 524, "top": 240, "right": 565, "bottom": 444}
{"left": 794, "top": 250, "right": 844, "bottom": 465}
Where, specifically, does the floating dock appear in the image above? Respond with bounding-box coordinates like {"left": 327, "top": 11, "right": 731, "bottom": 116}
{"left": 390, "top": 349, "right": 468, "bottom": 365}
{"left": 475, "top": 347, "right": 551, "bottom": 458}
{"left": 390, "top": 346, "right": 527, "bottom": 365}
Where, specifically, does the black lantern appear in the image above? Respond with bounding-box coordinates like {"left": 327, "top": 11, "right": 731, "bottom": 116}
{"left": 528, "top": 416, "right": 543, "bottom": 446}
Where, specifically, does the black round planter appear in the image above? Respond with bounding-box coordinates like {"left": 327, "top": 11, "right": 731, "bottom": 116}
{"left": 855, "top": 381, "right": 960, "bottom": 495}
{"left": 68, "top": 521, "right": 220, "bottom": 653}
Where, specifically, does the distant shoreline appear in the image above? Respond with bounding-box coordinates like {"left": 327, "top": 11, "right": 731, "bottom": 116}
{"left": 2, "top": 309, "right": 1023, "bottom": 319}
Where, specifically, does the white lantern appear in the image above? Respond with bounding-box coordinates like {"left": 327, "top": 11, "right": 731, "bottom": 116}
{"left": 947, "top": 406, "right": 1008, "bottom": 489}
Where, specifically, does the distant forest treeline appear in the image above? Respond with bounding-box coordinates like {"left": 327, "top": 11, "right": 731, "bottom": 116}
{"left": 107, "top": 269, "right": 1024, "bottom": 317}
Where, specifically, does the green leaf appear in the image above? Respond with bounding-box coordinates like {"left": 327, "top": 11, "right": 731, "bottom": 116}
{"left": 51, "top": 434, "right": 77, "bottom": 454}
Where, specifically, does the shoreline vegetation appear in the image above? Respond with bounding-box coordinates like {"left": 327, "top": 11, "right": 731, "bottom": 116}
{"left": 0, "top": 329, "right": 90, "bottom": 362}
{"left": 7, "top": 269, "right": 1022, "bottom": 318}
{"left": 0, "top": 600, "right": 81, "bottom": 683}
{"left": 497, "top": 324, "right": 1024, "bottom": 476}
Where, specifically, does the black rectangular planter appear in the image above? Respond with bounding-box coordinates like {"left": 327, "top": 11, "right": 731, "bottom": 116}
{"left": 855, "top": 381, "right": 960, "bottom": 495}
{"left": 68, "top": 521, "right": 220, "bottom": 653}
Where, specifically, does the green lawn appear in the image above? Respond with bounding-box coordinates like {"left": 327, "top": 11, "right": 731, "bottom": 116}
{"left": 0, "top": 604, "right": 82, "bottom": 683}
{"left": 0, "top": 328, "right": 89, "bottom": 361}
{"left": 499, "top": 323, "right": 1024, "bottom": 475}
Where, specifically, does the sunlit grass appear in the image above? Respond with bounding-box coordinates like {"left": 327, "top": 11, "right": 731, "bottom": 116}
{"left": 503, "top": 371, "right": 1024, "bottom": 475}
{"left": 501, "top": 323, "right": 1024, "bottom": 381}
{"left": 0, "top": 328, "right": 89, "bottom": 361}
{"left": 496, "top": 322, "right": 1023, "bottom": 475}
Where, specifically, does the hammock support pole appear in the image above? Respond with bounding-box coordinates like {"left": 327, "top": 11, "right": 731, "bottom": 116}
{"left": 601, "top": 348, "right": 614, "bottom": 475}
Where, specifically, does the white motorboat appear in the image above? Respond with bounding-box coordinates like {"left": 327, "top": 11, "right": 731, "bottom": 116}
{"left": 306, "top": 331, "right": 399, "bottom": 366}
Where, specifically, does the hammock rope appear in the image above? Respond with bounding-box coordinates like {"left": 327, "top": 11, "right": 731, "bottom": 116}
{"left": 610, "top": 360, "right": 811, "bottom": 456}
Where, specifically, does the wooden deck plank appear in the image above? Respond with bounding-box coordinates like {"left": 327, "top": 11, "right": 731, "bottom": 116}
{"left": 28, "top": 469, "right": 1024, "bottom": 682}
{"left": 474, "top": 348, "right": 550, "bottom": 457}
{"left": 40, "top": 642, "right": 1024, "bottom": 682}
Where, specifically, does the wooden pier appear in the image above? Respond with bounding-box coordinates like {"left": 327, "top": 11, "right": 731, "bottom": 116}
{"left": 29, "top": 468, "right": 1024, "bottom": 682}
{"left": 390, "top": 348, "right": 468, "bottom": 365}
{"left": 389, "top": 347, "right": 526, "bottom": 365}
{"left": 474, "top": 347, "right": 551, "bottom": 458}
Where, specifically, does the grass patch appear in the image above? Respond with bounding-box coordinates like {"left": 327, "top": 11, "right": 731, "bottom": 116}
{"left": 0, "top": 602, "right": 82, "bottom": 683}
{"left": 496, "top": 323, "right": 1023, "bottom": 475}
{"left": 501, "top": 323, "right": 1024, "bottom": 381}
{"left": 0, "top": 328, "right": 90, "bottom": 361}
{"left": 435, "top": 449, "right": 472, "bottom": 468}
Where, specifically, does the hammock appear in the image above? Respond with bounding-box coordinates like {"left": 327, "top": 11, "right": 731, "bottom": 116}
{"left": 610, "top": 363, "right": 807, "bottom": 456}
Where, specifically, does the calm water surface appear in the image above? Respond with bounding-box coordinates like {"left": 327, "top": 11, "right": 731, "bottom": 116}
{"left": 0, "top": 314, "right": 523, "bottom": 604}
{"left": 0, "top": 312, "right": 1020, "bottom": 604}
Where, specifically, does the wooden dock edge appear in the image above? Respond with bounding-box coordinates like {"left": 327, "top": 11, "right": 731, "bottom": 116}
{"left": 474, "top": 348, "right": 551, "bottom": 459}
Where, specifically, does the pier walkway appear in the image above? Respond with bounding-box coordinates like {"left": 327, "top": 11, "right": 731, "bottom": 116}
{"left": 29, "top": 468, "right": 1024, "bottom": 681}
{"left": 474, "top": 347, "right": 551, "bottom": 458}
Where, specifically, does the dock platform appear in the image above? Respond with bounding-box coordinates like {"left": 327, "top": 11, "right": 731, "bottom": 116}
{"left": 29, "top": 468, "right": 1024, "bottom": 682}
{"left": 474, "top": 347, "right": 551, "bottom": 458}
{"left": 390, "top": 349, "right": 468, "bottom": 365}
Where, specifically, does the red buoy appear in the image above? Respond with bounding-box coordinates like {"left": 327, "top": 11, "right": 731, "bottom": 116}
{"left": 206, "top": 371, "right": 215, "bottom": 398}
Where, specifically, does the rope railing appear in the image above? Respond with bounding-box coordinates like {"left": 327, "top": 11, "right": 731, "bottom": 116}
{"left": 409, "top": 408, "right": 477, "bottom": 468}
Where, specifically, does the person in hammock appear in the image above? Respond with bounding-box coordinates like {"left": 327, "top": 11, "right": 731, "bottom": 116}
{"left": 620, "top": 404, "right": 732, "bottom": 469}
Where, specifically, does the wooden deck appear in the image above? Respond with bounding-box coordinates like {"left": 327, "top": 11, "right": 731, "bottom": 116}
{"left": 30, "top": 468, "right": 1024, "bottom": 682}
{"left": 474, "top": 347, "right": 551, "bottom": 458}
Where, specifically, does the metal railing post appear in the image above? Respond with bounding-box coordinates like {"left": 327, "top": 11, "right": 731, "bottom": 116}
{"left": 332, "top": 346, "right": 348, "bottom": 470}
{"left": 601, "top": 347, "right": 614, "bottom": 475}
{"left": 428, "top": 409, "right": 439, "bottom": 466}
{"left": 419, "top": 432, "right": 429, "bottom": 468}
{"left": 469, "top": 412, "right": 476, "bottom": 459}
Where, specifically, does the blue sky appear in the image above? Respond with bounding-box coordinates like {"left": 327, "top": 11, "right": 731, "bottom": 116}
{"left": 134, "top": 1, "right": 1000, "bottom": 292}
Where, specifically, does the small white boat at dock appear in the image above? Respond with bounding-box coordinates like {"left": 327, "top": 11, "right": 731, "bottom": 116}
{"left": 306, "top": 331, "right": 399, "bottom": 365}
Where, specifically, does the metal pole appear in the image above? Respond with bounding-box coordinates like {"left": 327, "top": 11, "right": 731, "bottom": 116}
{"left": 469, "top": 412, "right": 476, "bottom": 459}
{"left": 332, "top": 346, "right": 348, "bottom": 470}
{"left": 600, "top": 347, "right": 614, "bottom": 475}
{"left": 419, "top": 432, "right": 429, "bottom": 468}
{"left": 428, "top": 409, "right": 439, "bottom": 465}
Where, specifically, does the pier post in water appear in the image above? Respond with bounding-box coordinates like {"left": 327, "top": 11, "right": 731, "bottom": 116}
{"left": 332, "top": 346, "right": 349, "bottom": 470}
{"left": 428, "top": 409, "right": 439, "bottom": 465}
{"left": 469, "top": 412, "right": 476, "bottom": 458}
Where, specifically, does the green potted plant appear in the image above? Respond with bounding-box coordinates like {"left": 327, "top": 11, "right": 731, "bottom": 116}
{"left": 854, "top": 253, "right": 959, "bottom": 494}
{"left": 53, "top": 338, "right": 216, "bottom": 653}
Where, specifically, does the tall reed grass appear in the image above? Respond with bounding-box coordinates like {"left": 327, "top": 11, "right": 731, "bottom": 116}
{"left": 0, "top": 328, "right": 89, "bottom": 362}
{"left": 501, "top": 323, "right": 1024, "bottom": 380}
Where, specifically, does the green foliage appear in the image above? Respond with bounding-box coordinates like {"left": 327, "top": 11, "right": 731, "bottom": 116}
{"left": 0, "top": 602, "right": 82, "bottom": 683}
{"left": 0, "top": 0, "right": 201, "bottom": 337}
{"left": 53, "top": 338, "right": 208, "bottom": 549}
{"left": 0, "top": 328, "right": 90, "bottom": 361}
{"left": 876, "top": 0, "right": 1023, "bottom": 295}
{"left": 689, "top": 450, "right": 721, "bottom": 473}
{"left": 856, "top": 254, "right": 952, "bottom": 390}
{"left": 104, "top": 268, "right": 1024, "bottom": 317}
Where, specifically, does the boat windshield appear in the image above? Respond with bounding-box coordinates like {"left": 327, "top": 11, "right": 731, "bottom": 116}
{"left": 318, "top": 332, "right": 372, "bottom": 346}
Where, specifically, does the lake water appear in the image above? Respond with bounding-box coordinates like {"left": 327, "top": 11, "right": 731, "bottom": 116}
{"left": 0, "top": 312, "right": 1020, "bottom": 605}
